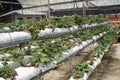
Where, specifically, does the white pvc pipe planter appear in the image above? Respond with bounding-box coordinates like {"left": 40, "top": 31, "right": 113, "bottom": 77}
{"left": 23, "top": 39, "right": 93, "bottom": 80}
{"left": 91, "top": 23, "right": 98, "bottom": 27}
{"left": 0, "top": 33, "right": 11, "bottom": 45}
{"left": 92, "top": 31, "right": 107, "bottom": 41}
{"left": 0, "top": 53, "right": 11, "bottom": 60}
{"left": 0, "top": 32, "right": 32, "bottom": 45}
{"left": 21, "top": 56, "right": 32, "bottom": 67}
{"left": 15, "top": 62, "right": 57, "bottom": 80}
{"left": 62, "top": 44, "right": 83, "bottom": 58}
{"left": 9, "top": 32, "right": 32, "bottom": 42}
{"left": 69, "top": 26, "right": 79, "bottom": 32}
{"left": 57, "top": 31, "right": 107, "bottom": 65}
{"left": 92, "top": 36, "right": 100, "bottom": 41}
{"left": 38, "top": 28, "right": 71, "bottom": 38}
{"left": 99, "top": 22, "right": 109, "bottom": 26}
{"left": 69, "top": 45, "right": 110, "bottom": 80}
{"left": 15, "top": 67, "right": 41, "bottom": 80}
{"left": 0, "top": 22, "right": 109, "bottom": 48}
{"left": 82, "top": 41, "right": 89, "bottom": 47}
{"left": 103, "top": 32, "right": 107, "bottom": 35}
{"left": 7, "top": 61, "right": 21, "bottom": 69}
{"left": 1, "top": 45, "right": 109, "bottom": 80}
{"left": 0, "top": 61, "right": 21, "bottom": 69}
{"left": 38, "top": 22, "right": 109, "bottom": 39}
{"left": 0, "top": 31, "right": 108, "bottom": 80}
{"left": 99, "top": 33, "right": 104, "bottom": 37}
{"left": 0, "top": 27, "right": 12, "bottom": 33}
{"left": 0, "top": 61, "right": 57, "bottom": 80}
{"left": 68, "top": 46, "right": 83, "bottom": 55}
{"left": 82, "top": 24, "right": 90, "bottom": 28}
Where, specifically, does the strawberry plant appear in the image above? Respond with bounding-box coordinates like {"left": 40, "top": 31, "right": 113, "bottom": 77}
{"left": 93, "top": 47, "right": 103, "bottom": 58}
{"left": 100, "top": 29, "right": 118, "bottom": 47}
{"left": 74, "top": 15, "right": 88, "bottom": 27}
{"left": 0, "top": 65, "right": 17, "bottom": 79}
{"left": 25, "top": 20, "right": 47, "bottom": 39}
{"left": 0, "top": 23, "right": 6, "bottom": 28}
{"left": 72, "top": 62, "right": 93, "bottom": 79}
{"left": 8, "top": 49, "right": 25, "bottom": 63}
{"left": 90, "top": 15, "right": 107, "bottom": 23}
{"left": 51, "top": 17, "right": 65, "bottom": 28}
{"left": 30, "top": 53, "right": 50, "bottom": 66}
{"left": 51, "top": 17, "right": 75, "bottom": 28}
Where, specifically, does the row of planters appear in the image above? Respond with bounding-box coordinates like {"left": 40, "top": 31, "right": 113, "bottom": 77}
{"left": 0, "top": 33, "right": 106, "bottom": 80}
{"left": 0, "top": 22, "right": 109, "bottom": 47}
{"left": 0, "top": 24, "right": 111, "bottom": 66}
{"left": 0, "top": 15, "right": 108, "bottom": 30}
{"left": 69, "top": 29, "right": 118, "bottom": 80}
{"left": 0, "top": 15, "right": 109, "bottom": 45}
{"left": 0, "top": 24, "right": 111, "bottom": 80}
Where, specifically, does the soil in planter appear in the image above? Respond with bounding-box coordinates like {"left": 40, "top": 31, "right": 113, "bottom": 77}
{"left": 88, "top": 43, "right": 120, "bottom": 80}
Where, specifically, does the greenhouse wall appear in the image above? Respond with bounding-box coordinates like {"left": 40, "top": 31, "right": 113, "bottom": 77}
{"left": 51, "top": 8, "right": 120, "bottom": 17}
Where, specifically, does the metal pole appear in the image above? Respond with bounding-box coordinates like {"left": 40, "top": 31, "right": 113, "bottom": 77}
{"left": 48, "top": 0, "right": 50, "bottom": 23}
{"left": 82, "top": 2, "right": 84, "bottom": 16}
{"left": 73, "top": 0, "right": 76, "bottom": 15}
{"left": 11, "top": 4, "right": 14, "bottom": 22}
{"left": 82, "top": 1, "right": 86, "bottom": 17}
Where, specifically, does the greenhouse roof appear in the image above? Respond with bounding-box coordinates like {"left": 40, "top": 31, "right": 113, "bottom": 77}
{"left": 17, "top": 0, "right": 120, "bottom": 12}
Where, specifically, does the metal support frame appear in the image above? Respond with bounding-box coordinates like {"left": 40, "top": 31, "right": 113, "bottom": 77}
{"left": 48, "top": 0, "right": 51, "bottom": 23}
{"left": 11, "top": 4, "right": 14, "bottom": 22}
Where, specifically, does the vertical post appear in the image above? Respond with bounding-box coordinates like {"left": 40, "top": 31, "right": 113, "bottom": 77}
{"left": 22, "top": 9, "right": 23, "bottom": 21}
{"left": 73, "top": 0, "right": 76, "bottom": 15}
{"left": 22, "top": 9, "right": 23, "bottom": 15}
{"left": 82, "top": 2, "right": 84, "bottom": 16}
{"left": 11, "top": 4, "right": 14, "bottom": 22}
{"left": 86, "top": 0, "right": 88, "bottom": 7}
{"left": 82, "top": 1, "right": 86, "bottom": 17}
{"left": 48, "top": 0, "right": 51, "bottom": 23}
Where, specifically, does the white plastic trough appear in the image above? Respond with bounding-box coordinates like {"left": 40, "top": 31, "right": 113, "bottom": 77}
{"left": 0, "top": 31, "right": 108, "bottom": 80}
{"left": 0, "top": 31, "right": 32, "bottom": 45}
{"left": 38, "top": 22, "right": 109, "bottom": 39}
{"left": 0, "top": 27, "right": 12, "bottom": 33}
{"left": 69, "top": 45, "right": 110, "bottom": 80}
{"left": 15, "top": 62, "right": 57, "bottom": 80}
{"left": 0, "top": 53, "right": 11, "bottom": 60}
{"left": 0, "top": 61, "right": 21, "bottom": 69}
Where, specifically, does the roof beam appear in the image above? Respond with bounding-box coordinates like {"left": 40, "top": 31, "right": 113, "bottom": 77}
{"left": 21, "top": 0, "right": 96, "bottom": 9}
{"left": 0, "top": 1, "right": 38, "bottom": 6}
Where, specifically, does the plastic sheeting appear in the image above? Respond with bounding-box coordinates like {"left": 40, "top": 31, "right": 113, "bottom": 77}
{"left": 15, "top": 62, "right": 56, "bottom": 80}
{"left": 18, "top": 0, "right": 120, "bottom": 11}
{"left": 0, "top": 27, "right": 12, "bottom": 33}
{"left": 0, "top": 31, "right": 32, "bottom": 45}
